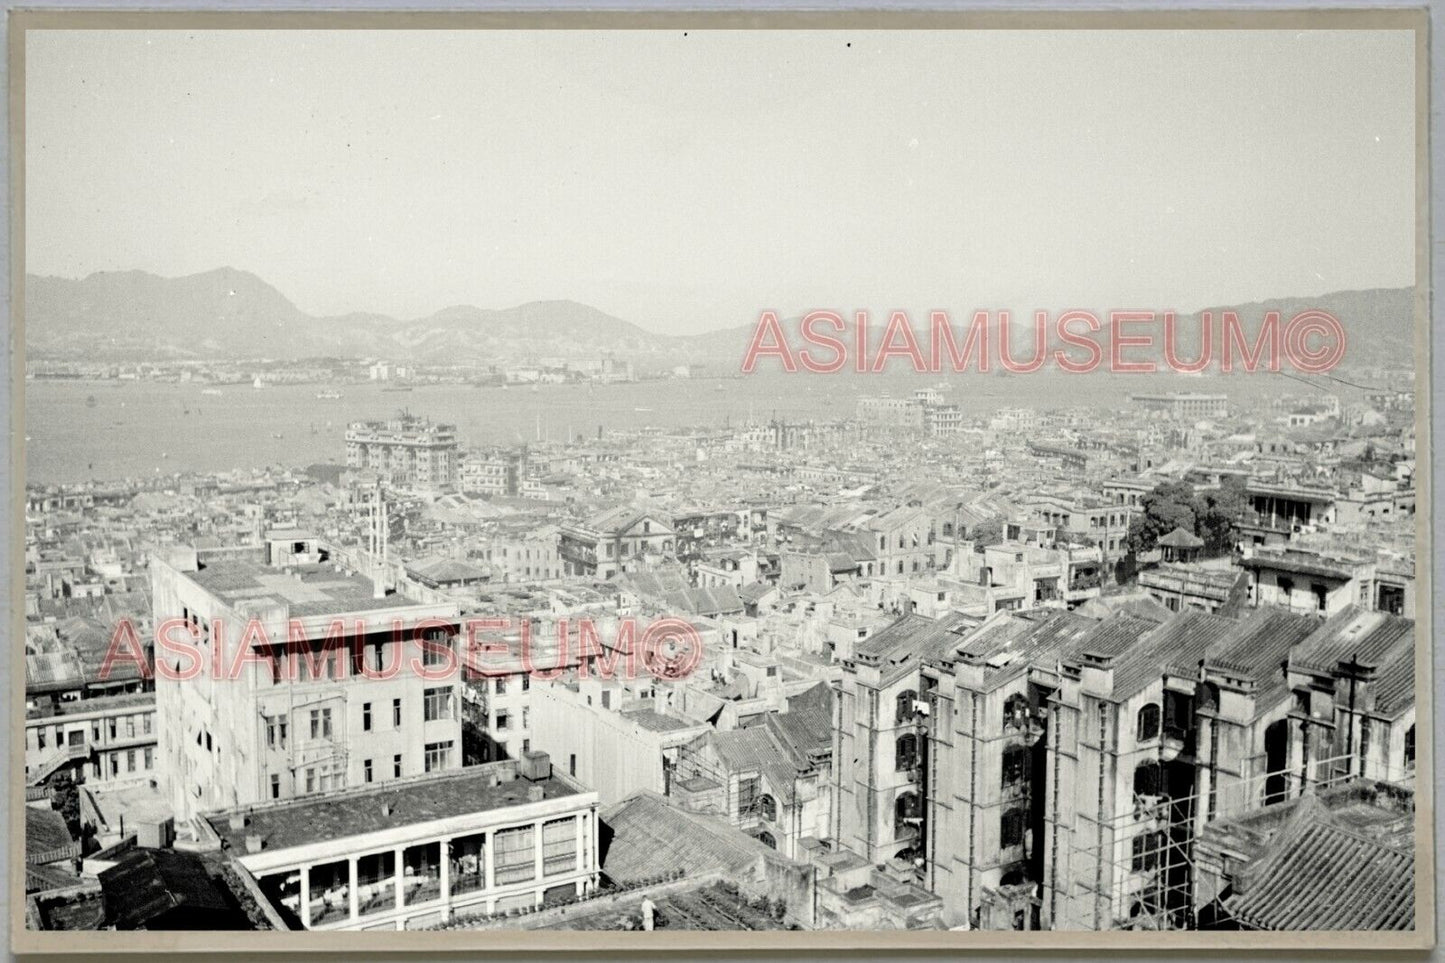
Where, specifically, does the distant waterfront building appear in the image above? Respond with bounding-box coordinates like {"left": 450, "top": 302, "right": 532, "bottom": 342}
{"left": 1130, "top": 393, "right": 1229, "bottom": 421}
{"left": 151, "top": 542, "right": 466, "bottom": 826}
{"left": 345, "top": 414, "right": 459, "bottom": 492}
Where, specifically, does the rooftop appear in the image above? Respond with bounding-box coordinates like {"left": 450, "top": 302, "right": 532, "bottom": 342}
{"left": 185, "top": 557, "right": 440, "bottom": 619}
{"left": 207, "top": 762, "right": 582, "bottom": 854}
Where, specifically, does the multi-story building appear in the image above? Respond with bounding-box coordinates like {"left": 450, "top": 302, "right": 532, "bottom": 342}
{"left": 1130, "top": 393, "right": 1229, "bottom": 421}
{"left": 828, "top": 603, "right": 1418, "bottom": 931}
{"left": 150, "top": 543, "right": 466, "bottom": 826}
{"left": 557, "top": 507, "right": 675, "bottom": 579}
{"left": 207, "top": 755, "right": 600, "bottom": 930}
{"left": 345, "top": 415, "right": 459, "bottom": 492}
{"left": 672, "top": 682, "right": 834, "bottom": 860}
{"left": 25, "top": 693, "right": 158, "bottom": 788}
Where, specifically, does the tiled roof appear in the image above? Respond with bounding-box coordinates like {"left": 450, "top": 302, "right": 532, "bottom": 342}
{"left": 600, "top": 791, "right": 783, "bottom": 883}
{"left": 1111, "top": 610, "right": 1237, "bottom": 701}
{"left": 98, "top": 848, "right": 235, "bottom": 930}
{"left": 1205, "top": 608, "right": 1321, "bottom": 713}
{"left": 1371, "top": 646, "right": 1415, "bottom": 719}
{"left": 1225, "top": 796, "right": 1414, "bottom": 931}
{"left": 853, "top": 612, "right": 975, "bottom": 674}
{"left": 1157, "top": 527, "right": 1204, "bottom": 548}
{"left": 1290, "top": 608, "right": 1415, "bottom": 677}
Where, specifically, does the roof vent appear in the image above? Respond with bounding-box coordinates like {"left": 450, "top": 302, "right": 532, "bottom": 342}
{"left": 382, "top": 802, "right": 393, "bottom": 817}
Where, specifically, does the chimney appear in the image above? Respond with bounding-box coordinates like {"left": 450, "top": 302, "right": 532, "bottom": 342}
{"left": 382, "top": 802, "right": 393, "bottom": 817}
{"left": 228, "top": 813, "right": 247, "bottom": 831}
{"left": 527, "top": 785, "right": 545, "bottom": 802}
{"left": 245, "top": 833, "right": 263, "bottom": 854}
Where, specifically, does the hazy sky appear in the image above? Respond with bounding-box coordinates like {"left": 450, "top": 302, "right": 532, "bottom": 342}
{"left": 26, "top": 29, "right": 1416, "bottom": 335}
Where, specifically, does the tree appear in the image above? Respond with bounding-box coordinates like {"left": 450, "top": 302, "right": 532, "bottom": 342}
{"left": 1125, "top": 480, "right": 1197, "bottom": 556}
{"left": 1195, "top": 475, "right": 1247, "bottom": 556}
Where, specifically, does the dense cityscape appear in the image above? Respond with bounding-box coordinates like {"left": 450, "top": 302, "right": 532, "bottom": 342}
{"left": 22, "top": 373, "right": 1419, "bottom": 932}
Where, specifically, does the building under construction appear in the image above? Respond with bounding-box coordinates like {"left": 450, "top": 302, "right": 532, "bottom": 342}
{"left": 830, "top": 604, "right": 1418, "bottom": 931}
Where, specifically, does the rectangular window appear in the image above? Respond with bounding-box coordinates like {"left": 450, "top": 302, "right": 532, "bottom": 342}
{"left": 423, "top": 687, "right": 454, "bottom": 722}
{"left": 542, "top": 818, "right": 578, "bottom": 876}
{"left": 362, "top": 702, "right": 372, "bottom": 732}
{"left": 569, "top": 754, "right": 577, "bottom": 776}
{"left": 495, "top": 678, "right": 507, "bottom": 696}
{"left": 1000, "top": 808, "right": 1027, "bottom": 848}
{"left": 143, "top": 747, "right": 153, "bottom": 769}
{"left": 310, "top": 709, "right": 320, "bottom": 740}
{"left": 394, "top": 754, "right": 403, "bottom": 778}
{"left": 126, "top": 750, "right": 136, "bottom": 772}
{"left": 522, "top": 675, "right": 530, "bottom": 692}
{"left": 322, "top": 708, "right": 333, "bottom": 739}
{"left": 493, "top": 825, "right": 536, "bottom": 884}
{"left": 422, "top": 632, "right": 451, "bottom": 667}
{"left": 393, "top": 698, "right": 402, "bottom": 727}
{"left": 424, "top": 740, "right": 454, "bottom": 773}
{"left": 305, "top": 769, "right": 316, "bottom": 794}
{"left": 270, "top": 774, "right": 280, "bottom": 799}
{"left": 496, "top": 711, "right": 510, "bottom": 731}
{"left": 364, "top": 759, "right": 374, "bottom": 783}
{"left": 737, "top": 776, "right": 760, "bottom": 818}
{"left": 127, "top": 717, "right": 136, "bottom": 738}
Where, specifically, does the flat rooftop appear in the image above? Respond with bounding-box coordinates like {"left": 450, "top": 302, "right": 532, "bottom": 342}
{"left": 207, "top": 763, "right": 583, "bottom": 853}
{"left": 186, "top": 558, "right": 436, "bottom": 618}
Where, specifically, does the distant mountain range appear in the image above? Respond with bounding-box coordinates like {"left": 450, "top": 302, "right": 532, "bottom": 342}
{"left": 22, "top": 267, "right": 1415, "bottom": 373}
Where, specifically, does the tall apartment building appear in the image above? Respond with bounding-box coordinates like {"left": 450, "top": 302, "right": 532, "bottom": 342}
{"left": 151, "top": 542, "right": 465, "bottom": 826}
{"left": 829, "top": 604, "right": 1418, "bottom": 931}
{"left": 345, "top": 414, "right": 459, "bottom": 492}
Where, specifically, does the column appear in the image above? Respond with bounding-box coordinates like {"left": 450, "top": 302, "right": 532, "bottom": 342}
{"left": 348, "top": 856, "right": 359, "bottom": 921}
{"left": 533, "top": 820, "right": 545, "bottom": 905}
{"left": 483, "top": 831, "right": 495, "bottom": 891}
{"left": 299, "top": 864, "right": 312, "bottom": 929}
{"left": 393, "top": 846, "right": 405, "bottom": 911}
{"left": 439, "top": 838, "right": 451, "bottom": 921}
{"left": 574, "top": 812, "right": 585, "bottom": 873}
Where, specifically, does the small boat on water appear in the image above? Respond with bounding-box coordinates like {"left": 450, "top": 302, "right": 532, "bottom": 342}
{"left": 201, "top": 388, "right": 223, "bottom": 397}
{"left": 316, "top": 389, "right": 343, "bottom": 400}
{"left": 381, "top": 386, "right": 413, "bottom": 393}
{"left": 633, "top": 407, "right": 653, "bottom": 412}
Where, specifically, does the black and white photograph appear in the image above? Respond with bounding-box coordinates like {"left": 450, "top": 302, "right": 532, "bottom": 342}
{"left": 10, "top": 12, "right": 1432, "bottom": 952}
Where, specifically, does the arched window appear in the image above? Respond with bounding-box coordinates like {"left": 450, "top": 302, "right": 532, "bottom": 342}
{"left": 757, "top": 831, "right": 777, "bottom": 850}
{"left": 895, "top": 733, "right": 918, "bottom": 772}
{"left": 1003, "top": 694, "right": 1030, "bottom": 731}
{"left": 1133, "top": 761, "right": 1162, "bottom": 798}
{"left": 759, "top": 793, "right": 777, "bottom": 823}
{"left": 894, "top": 791, "right": 920, "bottom": 835}
{"left": 1137, "top": 704, "right": 1161, "bottom": 742}
{"left": 896, "top": 690, "right": 918, "bottom": 724}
